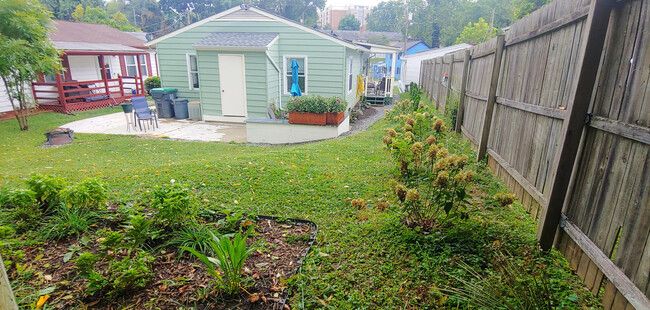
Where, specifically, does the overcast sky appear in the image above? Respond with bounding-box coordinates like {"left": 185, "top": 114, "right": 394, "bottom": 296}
{"left": 325, "top": 0, "right": 385, "bottom": 8}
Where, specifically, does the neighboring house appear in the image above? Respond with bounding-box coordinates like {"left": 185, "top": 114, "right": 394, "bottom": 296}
{"left": 401, "top": 43, "right": 472, "bottom": 85}
{"left": 385, "top": 40, "right": 431, "bottom": 80}
{"left": 0, "top": 81, "right": 11, "bottom": 113}
{"left": 30, "top": 20, "right": 158, "bottom": 114}
{"left": 322, "top": 30, "right": 404, "bottom": 46}
{"left": 147, "top": 5, "right": 369, "bottom": 122}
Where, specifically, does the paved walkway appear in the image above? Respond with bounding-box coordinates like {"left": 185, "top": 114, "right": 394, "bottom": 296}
{"left": 63, "top": 112, "right": 246, "bottom": 143}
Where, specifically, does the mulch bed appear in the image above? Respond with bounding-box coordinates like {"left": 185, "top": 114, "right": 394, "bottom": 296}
{"left": 7, "top": 218, "right": 315, "bottom": 309}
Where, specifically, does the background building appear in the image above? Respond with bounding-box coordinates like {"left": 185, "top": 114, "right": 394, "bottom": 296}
{"left": 319, "top": 5, "right": 371, "bottom": 31}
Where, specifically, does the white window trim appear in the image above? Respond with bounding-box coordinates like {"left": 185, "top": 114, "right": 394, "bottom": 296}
{"left": 282, "top": 55, "right": 308, "bottom": 95}
{"left": 138, "top": 54, "right": 148, "bottom": 78}
{"left": 125, "top": 56, "right": 138, "bottom": 77}
{"left": 347, "top": 56, "right": 353, "bottom": 94}
{"left": 186, "top": 53, "right": 199, "bottom": 90}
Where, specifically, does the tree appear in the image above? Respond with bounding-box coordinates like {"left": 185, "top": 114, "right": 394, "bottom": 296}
{"left": 0, "top": 0, "right": 62, "bottom": 131}
{"left": 252, "top": 0, "right": 325, "bottom": 27}
{"left": 338, "top": 14, "right": 360, "bottom": 31}
{"left": 455, "top": 18, "right": 499, "bottom": 45}
{"left": 71, "top": 4, "right": 139, "bottom": 31}
{"left": 366, "top": 1, "right": 404, "bottom": 32}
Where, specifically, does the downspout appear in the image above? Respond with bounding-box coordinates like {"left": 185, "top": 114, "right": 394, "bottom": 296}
{"left": 265, "top": 51, "right": 282, "bottom": 110}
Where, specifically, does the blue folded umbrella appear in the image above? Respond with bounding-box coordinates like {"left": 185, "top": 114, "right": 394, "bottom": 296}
{"left": 290, "top": 59, "right": 302, "bottom": 97}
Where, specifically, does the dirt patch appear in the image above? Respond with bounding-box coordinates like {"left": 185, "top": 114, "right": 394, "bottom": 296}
{"left": 7, "top": 218, "right": 315, "bottom": 309}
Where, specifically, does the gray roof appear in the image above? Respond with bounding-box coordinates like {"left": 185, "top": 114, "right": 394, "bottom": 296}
{"left": 194, "top": 32, "right": 279, "bottom": 49}
{"left": 320, "top": 30, "right": 403, "bottom": 42}
{"left": 394, "top": 40, "right": 428, "bottom": 50}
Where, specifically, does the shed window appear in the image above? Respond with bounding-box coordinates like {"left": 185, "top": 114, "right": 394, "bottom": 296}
{"left": 284, "top": 56, "right": 307, "bottom": 94}
{"left": 187, "top": 54, "right": 199, "bottom": 90}
{"left": 348, "top": 57, "right": 353, "bottom": 93}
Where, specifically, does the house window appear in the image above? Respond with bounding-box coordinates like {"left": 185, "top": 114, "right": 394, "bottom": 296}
{"left": 348, "top": 57, "right": 353, "bottom": 93}
{"left": 186, "top": 54, "right": 199, "bottom": 90}
{"left": 283, "top": 56, "right": 307, "bottom": 94}
{"left": 103, "top": 62, "right": 112, "bottom": 79}
{"left": 43, "top": 74, "right": 56, "bottom": 83}
{"left": 125, "top": 55, "right": 148, "bottom": 77}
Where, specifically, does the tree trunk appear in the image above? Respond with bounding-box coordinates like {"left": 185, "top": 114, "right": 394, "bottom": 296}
{"left": 2, "top": 75, "right": 30, "bottom": 131}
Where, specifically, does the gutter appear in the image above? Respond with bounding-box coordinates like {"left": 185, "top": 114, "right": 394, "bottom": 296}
{"left": 265, "top": 50, "right": 282, "bottom": 109}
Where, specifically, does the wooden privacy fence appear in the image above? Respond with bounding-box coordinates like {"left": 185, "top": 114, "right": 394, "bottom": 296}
{"left": 420, "top": 0, "right": 650, "bottom": 309}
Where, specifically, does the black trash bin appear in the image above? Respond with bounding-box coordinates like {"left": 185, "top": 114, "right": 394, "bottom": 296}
{"left": 172, "top": 98, "right": 189, "bottom": 119}
{"left": 150, "top": 88, "right": 177, "bottom": 118}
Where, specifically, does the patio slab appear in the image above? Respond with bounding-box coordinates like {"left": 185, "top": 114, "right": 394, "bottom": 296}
{"left": 62, "top": 112, "right": 246, "bottom": 142}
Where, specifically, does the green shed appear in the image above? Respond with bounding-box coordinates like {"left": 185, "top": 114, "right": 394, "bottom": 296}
{"left": 146, "top": 5, "right": 370, "bottom": 123}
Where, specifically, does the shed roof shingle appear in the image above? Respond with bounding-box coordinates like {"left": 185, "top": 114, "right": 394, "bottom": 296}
{"left": 194, "top": 32, "right": 279, "bottom": 49}
{"left": 50, "top": 20, "right": 147, "bottom": 49}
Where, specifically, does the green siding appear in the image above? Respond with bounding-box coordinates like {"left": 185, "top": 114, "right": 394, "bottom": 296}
{"left": 267, "top": 42, "right": 281, "bottom": 110}
{"left": 344, "top": 48, "right": 364, "bottom": 110}
{"left": 155, "top": 20, "right": 352, "bottom": 118}
{"left": 196, "top": 50, "right": 268, "bottom": 118}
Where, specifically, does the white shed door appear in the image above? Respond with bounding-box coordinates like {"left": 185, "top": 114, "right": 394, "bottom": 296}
{"left": 218, "top": 54, "right": 247, "bottom": 117}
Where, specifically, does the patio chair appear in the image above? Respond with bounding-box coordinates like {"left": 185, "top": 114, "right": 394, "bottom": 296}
{"left": 132, "top": 96, "right": 158, "bottom": 132}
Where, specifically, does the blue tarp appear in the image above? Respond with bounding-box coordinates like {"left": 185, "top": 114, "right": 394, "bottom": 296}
{"left": 290, "top": 59, "right": 302, "bottom": 97}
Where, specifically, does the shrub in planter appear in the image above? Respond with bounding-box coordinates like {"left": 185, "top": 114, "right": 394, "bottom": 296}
{"left": 286, "top": 95, "right": 327, "bottom": 125}
{"left": 144, "top": 76, "right": 161, "bottom": 94}
{"left": 326, "top": 97, "right": 347, "bottom": 125}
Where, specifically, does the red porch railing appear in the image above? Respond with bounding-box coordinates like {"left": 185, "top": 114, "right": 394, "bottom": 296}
{"left": 34, "top": 76, "right": 144, "bottom": 114}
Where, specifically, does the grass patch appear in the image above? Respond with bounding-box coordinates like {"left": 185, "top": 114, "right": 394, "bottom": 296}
{"left": 0, "top": 104, "right": 600, "bottom": 308}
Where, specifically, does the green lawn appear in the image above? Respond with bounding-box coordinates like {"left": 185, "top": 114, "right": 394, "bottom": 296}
{"left": 0, "top": 104, "right": 600, "bottom": 309}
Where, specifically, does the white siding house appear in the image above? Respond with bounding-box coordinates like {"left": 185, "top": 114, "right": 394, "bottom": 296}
{"left": 401, "top": 43, "right": 472, "bottom": 85}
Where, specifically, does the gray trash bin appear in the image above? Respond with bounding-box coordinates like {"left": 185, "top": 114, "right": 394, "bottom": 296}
{"left": 172, "top": 98, "right": 189, "bottom": 119}
{"left": 150, "top": 88, "right": 177, "bottom": 118}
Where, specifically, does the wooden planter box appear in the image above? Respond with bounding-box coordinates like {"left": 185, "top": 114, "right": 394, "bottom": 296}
{"left": 288, "top": 112, "right": 326, "bottom": 125}
{"left": 326, "top": 112, "right": 345, "bottom": 125}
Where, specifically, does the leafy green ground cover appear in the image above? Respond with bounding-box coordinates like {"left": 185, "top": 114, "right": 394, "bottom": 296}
{"left": 0, "top": 103, "right": 601, "bottom": 309}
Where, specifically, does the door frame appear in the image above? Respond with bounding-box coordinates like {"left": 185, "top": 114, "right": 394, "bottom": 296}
{"left": 218, "top": 53, "right": 247, "bottom": 117}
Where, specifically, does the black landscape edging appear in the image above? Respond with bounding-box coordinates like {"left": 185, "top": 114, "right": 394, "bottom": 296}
{"left": 256, "top": 215, "right": 318, "bottom": 309}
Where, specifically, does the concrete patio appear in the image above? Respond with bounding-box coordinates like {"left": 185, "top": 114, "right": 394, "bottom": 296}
{"left": 63, "top": 112, "right": 246, "bottom": 143}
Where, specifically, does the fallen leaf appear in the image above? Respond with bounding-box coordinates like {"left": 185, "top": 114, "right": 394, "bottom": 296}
{"left": 250, "top": 293, "right": 260, "bottom": 303}
{"left": 318, "top": 252, "right": 330, "bottom": 257}
{"left": 43, "top": 275, "right": 52, "bottom": 281}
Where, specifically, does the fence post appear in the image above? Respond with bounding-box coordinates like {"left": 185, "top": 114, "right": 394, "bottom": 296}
{"left": 455, "top": 50, "right": 471, "bottom": 133}
{"left": 0, "top": 254, "right": 18, "bottom": 310}
{"left": 536, "top": 0, "right": 613, "bottom": 250}
{"left": 476, "top": 34, "right": 505, "bottom": 160}
{"left": 445, "top": 54, "right": 454, "bottom": 110}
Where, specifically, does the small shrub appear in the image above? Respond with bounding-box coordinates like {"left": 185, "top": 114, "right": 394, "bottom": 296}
{"left": 100, "top": 231, "right": 126, "bottom": 251}
{"left": 183, "top": 228, "right": 261, "bottom": 294}
{"left": 77, "top": 251, "right": 154, "bottom": 298}
{"left": 59, "top": 178, "right": 108, "bottom": 210}
{"left": 25, "top": 174, "right": 66, "bottom": 207}
{"left": 123, "top": 214, "right": 160, "bottom": 250}
{"left": 43, "top": 205, "right": 97, "bottom": 240}
{"left": 408, "top": 82, "right": 422, "bottom": 110}
{"left": 151, "top": 182, "right": 198, "bottom": 229}
{"left": 144, "top": 76, "right": 161, "bottom": 94}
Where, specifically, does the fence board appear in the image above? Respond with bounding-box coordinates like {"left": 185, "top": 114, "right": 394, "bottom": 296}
{"left": 416, "top": 0, "right": 650, "bottom": 306}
